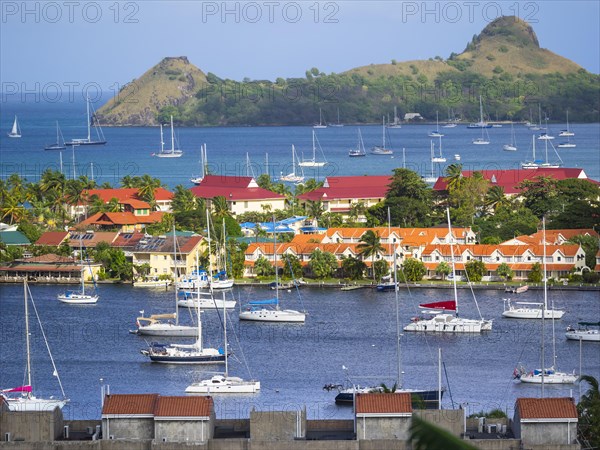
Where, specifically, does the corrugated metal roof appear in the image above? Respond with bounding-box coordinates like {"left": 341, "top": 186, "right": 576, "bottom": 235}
{"left": 154, "top": 396, "right": 212, "bottom": 418}
{"left": 516, "top": 397, "right": 578, "bottom": 419}
{"left": 101, "top": 394, "right": 158, "bottom": 415}
{"left": 35, "top": 231, "right": 69, "bottom": 246}
{"left": 355, "top": 393, "right": 412, "bottom": 415}
{"left": 0, "top": 230, "right": 31, "bottom": 246}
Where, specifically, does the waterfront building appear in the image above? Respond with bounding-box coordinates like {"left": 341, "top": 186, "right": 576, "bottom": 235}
{"left": 130, "top": 235, "right": 205, "bottom": 279}
{"left": 512, "top": 397, "right": 578, "bottom": 447}
{"left": 0, "top": 253, "right": 102, "bottom": 283}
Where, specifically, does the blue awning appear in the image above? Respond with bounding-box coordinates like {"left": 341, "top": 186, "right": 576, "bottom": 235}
{"left": 248, "top": 298, "right": 278, "bottom": 306}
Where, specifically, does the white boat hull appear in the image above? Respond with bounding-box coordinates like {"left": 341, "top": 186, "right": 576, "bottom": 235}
{"left": 136, "top": 324, "right": 198, "bottom": 337}
{"left": 519, "top": 372, "right": 578, "bottom": 384}
{"left": 298, "top": 161, "right": 326, "bottom": 167}
{"left": 404, "top": 314, "right": 492, "bottom": 333}
{"left": 177, "top": 298, "right": 236, "bottom": 309}
{"left": 5, "top": 396, "right": 68, "bottom": 411}
{"left": 566, "top": 330, "right": 600, "bottom": 342}
{"left": 211, "top": 279, "right": 234, "bottom": 289}
{"left": 502, "top": 308, "right": 564, "bottom": 319}
{"left": 57, "top": 294, "right": 98, "bottom": 304}
{"left": 557, "top": 143, "right": 576, "bottom": 148}
{"left": 134, "top": 280, "right": 172, "bottom": 288}
{"left": 186, "top": 376, "right": 260, "bottom": 394}
{"left": 503, "top": 144, "right": 517, "bottom": 151}
{"left": 239, "top": 308, "right": 306, "bottom": 323}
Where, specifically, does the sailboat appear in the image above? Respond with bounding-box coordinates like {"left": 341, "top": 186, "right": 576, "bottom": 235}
{"left": 404, "top": 209, "right": 493, "bottom": 333}
{"left": 387, "top": 106, "right": 402, "bottom": 129}
{"left": 185, "top": 290, "right": 261, "bottom": 393}
{"left": 521, "top": 135, "right": 543, "bottom": 169}
{"left": 57, "top": 241, "right": 99, "bottom": 304}
{"left": 7, "top": 115, "right": 22, "bottom": 138}
{"left": 539, "top": 138, "right": 563, "bottom": 168}
{"left": 191, "top": 144, "right": 208, "bottom": 184}
{"left": 565, "top": 322, "right": 600, "bottom": 342}
{"left": 298, "top": 130, "right": 327, "bottom": 167}
{"left": 428, "top": 111, "right": 444, "bottom": 137}
{"left": 44, "top": 121, "right": 67, "bottom": 150}
{"left": 153, "top": 116, "right": 183, "bottom": 158}
{"left": 371, "top": 116, "right": 393, "bottom": 155}
{"left": 348, "top": 129, "right": 367, "bottom": 157}
{"left": 503, "top": 122, "right": 518, "bottom": 151}
{"left": 422, "top": 142, "right": 437, "bottom": 183}
{"left": 472, "top": 97, "right": 490, "bottom": 144}
{"left": 467, "top": 96, "right": 491, "bottom": 129}
{"left": 528, "top": 106, "right": 543, "bottom": 131}
{"left": 135, "top": 228, "right": 198, "bottom": 337}
{"left": 514, "top": 223, "right": 577, "bottom": 384}
{"left": 537, "top": 115, "right": 555, "bottom": 141}
{"left": 329, "top": 108, "right": 344, "bottom": 127}
{"left": 210, "top": 221, "right": 235, "bottom": 290}
{"left": 431, "top": 135, "right": 446, "bottom": 162}
{"left": 239, "top": 220, "right": 306, "bottom": 323}
{"left": 280, "top": 145, "right": 305, "bottom": 182}
{"left": 443, "top": 108, "right": 458, "bottom": 128}
{"left": 558, "top": 110, "right": 576, "bottom": 148}
{"left": 313, "top": 108, "right": 327, "bottom": 129}
{"left": 502, "top": 219, "right": 564, "bottom": 319}
{"left": 1, "top": 281, "right": 69, "bottom": 411}
{"left": 65, "top": 96, "right": 106, "bottom": 146}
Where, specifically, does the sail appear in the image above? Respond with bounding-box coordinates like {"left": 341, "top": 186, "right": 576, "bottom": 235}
{"left": 248, "top": 298, "right": 278, "bottom": 306}
{"left": 11, "top": 118, "right": 18, "bottom": 134}
{"left": 2, "top": 385, "right": 32, "bottom": 393}
{"left": 419, "top": 300, "right": 456, "bottom": 311}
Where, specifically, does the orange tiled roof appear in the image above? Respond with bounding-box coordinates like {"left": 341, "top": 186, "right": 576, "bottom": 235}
{"left": 85, "top": 188, "right": 173, "bottom": 203}
{"left": 102, "top": 394, "right": 158, "bottom": 416}
{"left": 290, "top": 234, "right": 325, "bottom": 245}
{"left": 18, "top": 254, "right": 76, "bottom": 264}
{"left": 421, "top": 244, "right": 581, "bottom": 258}
{"left": 355, "top": 393, "right": 412, "bottom": 415}
{"left": 81, "top": 212, "right": 165, "bottom": 226}
{"left": 516, "top": 397, "right": 578, "bottom": 420}
{"left": 154, "top": 396, "right": 212, "bottom": 418}
{"left": 35, "top": 231, "right": 69, "bottom": 246}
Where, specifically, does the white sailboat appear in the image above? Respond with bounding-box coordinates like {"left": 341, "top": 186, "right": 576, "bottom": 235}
{"left": 239, "top": 221, "right": 306, "bottom": 323}
{"left": 191, "top": 144, "right": 208, "bottom": 184}
{"left": 503, "top": 219, "right": 564, "bottom": 319}
{"left": 539, "top": 138, "right": 563, "bottom": 168}
{"left": 521, "top": 135, "right": 542, "bottom": 169}
{"left": 431, "top": 135, "right": 446, "bottom": 162}
{"left": 422, "top": 141, "right": 438, "bottom": 184}
{"left": 57, "top": 241, "right": 99, "bottom": 304}
{"left": 558, "top": 110, "right": 576, "bottom": 148}
{"left": 329, "top": 108, "right": 344, "bottom": 127}
{"left": 428, "top": 111, "right": 444, "bottom": 137}
{"left": 135, "top": 228, "right": 198, "bottom": 337}
{"left": 387, "top": 106, "right": 402, "bottom": 128}
{"left": 7, "top": 115, "right": 22, "bottom": 138}
{"left": 185, "top": 291, "right": 260, "bottom": 394}
{"left": 1, "top": 281, "right": 69, "bottom": 411}
{"left": 404, "top": 209, "right": 493, "bottom": 333}
{"left": 514, "top": 229, "right": 577, "bottom": 384}
{"left": 371, "top": 116, "right": 393, "bottom": 155}
{"left": 503, "top": 122, "right": 518, "bottom": 151}
{"left": 280, "top": 145, "right": 305, "bottom": 183}
{"left": 65, "top": 96, "right": 106, "bottom": 146}
{"left": 565, "top": 322, "right": 600, "bottom": 342}
{"left": 348, "top": 129, "right": 367, "bottom": 157}
{"left": 154, "top": 116, "right": 183, "bottom": 158}
{"left": 44, "top": 121, "right": 66, "bottom": 150}
{"left": 298, "top": 130, "right": 327, "bottom": 167}
{"left": 472, "top": 97, "right": 490, "bottom": 144}
{"left": 313, "top": 108, "right": 327, "bottom": 128}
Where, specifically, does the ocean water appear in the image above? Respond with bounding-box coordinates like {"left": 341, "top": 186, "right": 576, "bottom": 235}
{"left": 1, "top": 97, "right": 599, "bottom": 188}
{"left": 0, "top": 282, "right": 598, "bottom": 420}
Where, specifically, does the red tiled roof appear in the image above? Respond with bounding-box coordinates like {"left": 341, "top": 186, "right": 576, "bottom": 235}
{"left": 516, "top": 397, "right": 578, "bottom": 420}
{"left": 35, "top": 232, "right": 69, "bottom": 246}
{"left": 18, "top": 254, "right": 76, "bottom": 264}
{"left": 191, "top": 185, "right": 285, "bottom": 201}
{"left": 0, "top": 264, "right": 83, "bottom": 273}
{"left": 80, "top": 212, "right": 165, "bottom": 226}
{"left": 433, "top": 168, "right": 592, "bottom": 194}
{"left": 111, "top": 232, "right": 146, "bottom": 248}
{"left": 298, "top": 176, "right": 392, "bottom": 202}
{"left": 85, "top": 188, "right": 173, "bottom": 203}
{"left": 101, "top": 394, "right": 158, "bottom": 416}
{"left": 179, "top": 236, "right": 203, "bottom": 253}
{"left": 154, "top": 396, "right": 212, "bottom": 418}
{"left": 355, "top": 393, "right": 412, "bottom": 415}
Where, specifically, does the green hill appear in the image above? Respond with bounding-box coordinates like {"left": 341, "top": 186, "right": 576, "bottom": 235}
{"left": 97, "top": 17, "right": 599, "bottom": 126}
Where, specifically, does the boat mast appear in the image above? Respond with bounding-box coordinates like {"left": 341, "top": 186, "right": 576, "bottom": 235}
{"left": 173, "top": 224, "right": 180, "bottom": 325}
{"left": 402, "top": 148, "right": 406, "bottom": 169}
{"left": 382, "top": 116, "right": 386, "bottom": 148}
{"left": 160, "top": 124, "right": 165, "bottom": 154}
{"left": 24, "top": 281, "right": 32, "bottom": 390}
{"left": 541, "top": 217, "right": 546, "bottom": 396}
{"left": 273, "top": 216, "right": 279, "bottom": 311}
{"left": 312, "top": 130, "right": 316, "bottom": 162}
{"left": 389, "top": 207, "right": 402, "bottom": 388}
{"left": 80, "top": 238, "right": 85, "bottom": 295}
{"left": 291, "top": 145, "right": 296, "bottom": 177}
{"left": 446, "top": 208, "right": 459, "bottom": 317}
{"left": 170, "top": 116, "right": 175, "bottom": 153}
{"left": 86, "top": 96, "right": 91, "bottom": 142}
{"left": 195, "top": 250, "right": 203, "bottom": 350}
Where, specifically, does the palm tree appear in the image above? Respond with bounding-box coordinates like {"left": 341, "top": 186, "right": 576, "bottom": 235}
{"left": 357, "top": 230, "right": 384, "bottom": 282}
{"left": 0, "top": 194, "right": 27, "bottom": 224}
{"left": 379, "top": 382, "right": 397, "bottom": 393}
{"left": 137, "top": 174, "right": 162, "bottom": 205}
{"left": 444, "top": 163, "right": 464, "bottom": 191}
{"left": 410, "top": 415, "right": 479, "bottom": 450}
{"left": 578, "top": 374, "right": 600, "bottom": 448}
{"left": 307, "top": 200, "right": 325, "bottom": 220}
{"left": 212, "top": 196, "right": 231, "bottom": 220}
{"left": 120, "top": 175, "right": 137, "bottom": 188}
{"left": 77, "top": 175, "right": 97, "bottom": 190}
{"left": 484, "top": 185, "right": 507, "bottom": 212}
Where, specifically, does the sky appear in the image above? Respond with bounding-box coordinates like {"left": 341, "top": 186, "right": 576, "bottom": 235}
{"left": 1, "top": 1, "right": 599, "bottom": 104}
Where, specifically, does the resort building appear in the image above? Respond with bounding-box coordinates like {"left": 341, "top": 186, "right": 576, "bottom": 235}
{"left": 503, "top": 228, "right": 598, "bottom": 246}
{"left": 433, "top": 167, "right": 598, "bottom": 196}
{"left": 297, "top": 176, "right": 392, "bottom": 220}
{"left": 69, "top": 187, "right": 174, "bottom": 217}
{"left": 0, "top": 254, "right": 102, "bottom": 283}
{"left": 130, "top": 234, "right": 205, "bottom": 279}
{"left": 190, "top": 175, "right": 286, "bottom": 216}
{"left": 355, "top": 393, "right": 413, "bottom": 441}
{"left": 512, "top": 397, "right": 578, "bottom": 447}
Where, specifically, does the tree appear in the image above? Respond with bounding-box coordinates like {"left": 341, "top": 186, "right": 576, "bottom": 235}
{"left": 357, "top": 230, "right": 384, "bottom": 281}
{"left": 373, "top": 259, "right": 389, "bottom": 281}
{"left": 254, "top": 256, "right": 274, "bottom": 277}
{"left": 497, "top": 262, "right": 514, "bottom": 281}
{"left": 212, "top": 196, "right": 231, "bottom": 220}
{"left": 528, "top": 262, "right": 543, "bottom": 283}
{"left": 578, "top": 375, "right": 600, "bottom": 448}
{"left": 435, "top": 261, "right": 451, "bottom": 280}
{"left": 307, "top": 200, "right": 325, "bottom": 220}
{"left": 448, "top": 172, "right": 489, "bottom": 226}
{"left": 281, "top": 254, "right": 302, "bottom": 279}
{"left": 137, "top": 174, "right": 163, "bottom": 206}
{"left": 308, "top": 249, "right": 338, "bottom": 279}
{"left": 402, "top": 258, "right": 426, "bottom": 282}
{"left": 484, "top": 185, "right": 508, "bottom": 213}
{"left": 444, "top": 163, "right": 464, "bottom": 191}
{"left": 341, "top": 256, "right": 366, "bottom": 280}
{"left": 518, "top": 176, "right": 559, "bottom": 218}
{"left": 410, "top": 415, "right": 479, "bottom": 450}
{"left": 465, "top": 260, "right": 486, "bottom": 282}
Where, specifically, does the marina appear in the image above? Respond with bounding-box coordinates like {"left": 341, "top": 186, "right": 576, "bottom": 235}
{"left": 0, "top": 282, "right": 598, "bottom": 420}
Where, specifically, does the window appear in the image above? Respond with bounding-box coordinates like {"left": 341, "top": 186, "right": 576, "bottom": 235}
{"left": 244, "top": 201, "right": 248, "bottom": 208}
{"left": 557, "top": 256, "right": 561, "bottom": 261}
{"left": 496, "top": 257, "right": 500, "bottom": 261}
{"left": 164, "top": 256, "right": 167, "bottom": 260}
{"left": 435, "top": 256, "right": 440, "bottom": 261}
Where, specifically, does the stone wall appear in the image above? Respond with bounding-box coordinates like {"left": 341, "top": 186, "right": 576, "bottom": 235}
{"left": 0, "top": 408, "right": 63, "bottom": 442}
{"left": 414, "top": 409, "right": 464, "bottom": 437}
{"left": 355, "top": 416, "right": 411, "bottom": 441}
{"left": 154, "top": 420, "right": 211, "bottom": 443}
{"left": 250, "top": 410, "right": 306, "bottom": 441}
{"left": 521, "top": 422, "right": 578, "bottom": 446}
{"left": 102, "top": 418, "right": 154, "bottom": 440}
